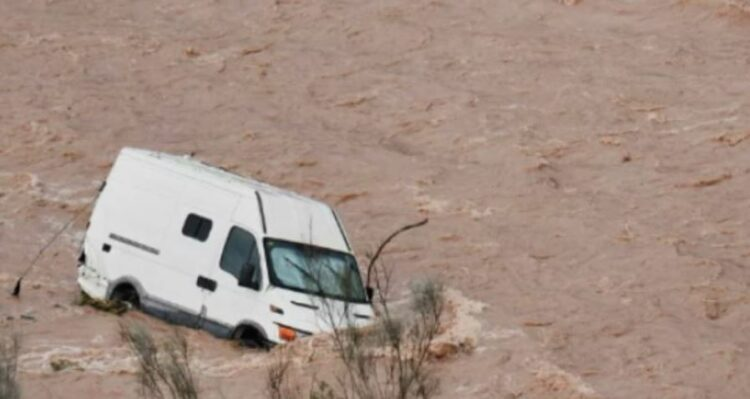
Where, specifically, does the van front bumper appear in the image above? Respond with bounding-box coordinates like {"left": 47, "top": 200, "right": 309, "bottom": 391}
{"left": 77, "top": 265, "right": 108, "bottom": 299}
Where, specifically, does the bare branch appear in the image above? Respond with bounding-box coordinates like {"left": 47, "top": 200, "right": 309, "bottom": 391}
{"left": 266, "top": 217, "right": 442, "bottom": 399}
{"left": 365, "top": 219, "right": 428, "bottom": 290}
{"left": 120, "top": 322, "right": 198, "bottom": 399}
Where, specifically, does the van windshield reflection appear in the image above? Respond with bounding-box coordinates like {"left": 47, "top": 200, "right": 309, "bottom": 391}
{"left": 264, "top": 238, "right": 368, "bottom": 303}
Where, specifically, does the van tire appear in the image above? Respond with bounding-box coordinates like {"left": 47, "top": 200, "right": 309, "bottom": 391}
{"left": 233, "top": 325, "right": 269, "bottom": 349}
{"left": 110, "top": 284, "right": 141, "bottom": 310}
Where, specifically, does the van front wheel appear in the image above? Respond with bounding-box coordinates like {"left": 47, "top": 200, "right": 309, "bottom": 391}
{"left": 110, "top": 284, "right": 141, "bottom": 310}
{"left": 233, "top": 325, "right": 269, "bottom": 349}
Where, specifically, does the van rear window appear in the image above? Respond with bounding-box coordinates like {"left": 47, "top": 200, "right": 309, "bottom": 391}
{"left": 182, "top": 213, "right": 213, "bottom": 242}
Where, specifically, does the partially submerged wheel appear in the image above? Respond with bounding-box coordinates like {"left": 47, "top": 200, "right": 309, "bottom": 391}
{"left": 233, "top": 325, "right": 270, "bottom": 349}
{"left": 110, "top": 284, "right": 141, "bottom": 310}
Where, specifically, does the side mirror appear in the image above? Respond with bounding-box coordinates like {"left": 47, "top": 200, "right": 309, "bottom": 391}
{"left": 366, "top": 286, "right": 375, "bottom": 302}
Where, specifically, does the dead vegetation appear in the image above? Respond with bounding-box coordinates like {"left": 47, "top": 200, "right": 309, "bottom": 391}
{"left": 265, "top": 349, "right": 302, "bottom": 399}
{"left": 266, "top": 219, "right": 446, "bottom": 399}
{"left": 50, "top": 358, "right": 81, "bottom": 372}
{"left": 266, "top": 279, "right": 446, "bottom": 399}
{"left": 78, "top": 291, "right": 129, "bottom": 315}
{"left": 120, "top": 323, "right": 199, "bottom": 399}
{"left": 0, "top": 331, "right": 20, "bottom": 399}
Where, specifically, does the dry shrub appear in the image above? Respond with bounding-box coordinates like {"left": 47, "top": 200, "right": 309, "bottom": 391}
{"left": 334, "top": 278, "right": 445, "bottom": 399}
{"left": 303, "top": 278, "right": 444, "bottom": 399}
{"left": 266, "top": 219, "right": 445, "bottom": 399}
{"left": 120, "top": 322, "right": 198, "bottom": 399}
{"left": 266, "top": 349, "right": 301, "bottom": 399}
{"left": 265, "top": 279, "right": 445, "bottom": 399}
{"left": 0, "top": 331, "right": 20, "bottom": 399}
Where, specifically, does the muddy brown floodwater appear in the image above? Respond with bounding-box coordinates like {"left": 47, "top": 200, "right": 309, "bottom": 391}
{"left": 1, "top": 0, "right": 750, "bottom": 398}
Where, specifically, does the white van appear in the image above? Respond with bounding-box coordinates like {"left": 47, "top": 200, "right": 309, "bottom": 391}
{"left": 77, "top": 148, "right": 374, "bottom": 346}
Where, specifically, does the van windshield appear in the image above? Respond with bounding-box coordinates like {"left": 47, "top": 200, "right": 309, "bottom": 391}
{"left": 264, "top": 238, "right": 368, "bottom": 303}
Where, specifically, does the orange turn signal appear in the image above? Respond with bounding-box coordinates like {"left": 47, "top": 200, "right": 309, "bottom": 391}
{"left": 278, "top": 325, "right": 297, "bottom": 342}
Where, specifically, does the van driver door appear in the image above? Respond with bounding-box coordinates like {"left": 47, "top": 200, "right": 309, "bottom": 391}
{"left": 200, "top": 223, "right": 267, "bottom": 338}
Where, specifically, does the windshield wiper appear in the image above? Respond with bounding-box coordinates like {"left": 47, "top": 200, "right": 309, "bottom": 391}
{"left": 283, "top": 255, "right": 325, "bottom": 295}
{"left": 282, "top": 255, "right": 361, "bottom": 301}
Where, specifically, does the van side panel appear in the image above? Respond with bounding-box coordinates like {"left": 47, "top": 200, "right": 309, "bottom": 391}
{"left": 85, "top": 153, "right": 239, "bottom": 319}
{"left": 95, "top": 180, "right": 176, "bottom": 255}
{"left": 79, "top": 148, "right": 373, "bottom": 345}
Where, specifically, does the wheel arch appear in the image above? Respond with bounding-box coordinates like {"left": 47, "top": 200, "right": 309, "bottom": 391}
{"left": 106, "top": 276, "right": 146, "bottom": 302}
{"left": 232, "top": 321, "right": 272, "bottom": 348}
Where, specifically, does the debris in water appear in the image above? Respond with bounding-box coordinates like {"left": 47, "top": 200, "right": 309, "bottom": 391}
{"left": 241, "top": 43, "right": 272, "bottom": 56}
{"left": 676, "top": 173, "right": 732, "bottom": 188}
{"left": 429, "top": 342, "right": 459, "bottom": 360}
{"left": 184, "top": 47, "right": 201, "bottom": 57}
{"left": 430, "top": 288, "right": 488, "bottom": 353}
{"left": 599, "top": 136, "right": 623, "bottom": 146}
{"left": 523, "top": 320, "right": 553, "bottom": 328}
{"left": 333, "top": 191, "right": 368, "bottom": 205}
{"left": 712, "top": 130, "right": 750, "bottom": 147}
{"left": 77, "top": 292, "right": 129, "bottom": 316}
{"left": 50, "top": 358, "right": 81, "bottom": 372}
{"left": 20, "top": 314, "right": 36, "bottom": 322}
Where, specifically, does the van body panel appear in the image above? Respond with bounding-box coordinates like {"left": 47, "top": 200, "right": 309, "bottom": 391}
{"left": 261, "top": 191, "right": 349, "bottom": 253}
{"left": 264, "top": 287, "right": 375, "bottom": 334}
{"left": 77, "top": 148, "right": 373, "bottom": 345}
{"left": 91, "top": 157, "right": 207, "bottom": 316}
{"left": 231, "top": 193, "right": 267, "bottom": 241}
{"left": 201, "top": 218, "right": 272, "bottom": 341}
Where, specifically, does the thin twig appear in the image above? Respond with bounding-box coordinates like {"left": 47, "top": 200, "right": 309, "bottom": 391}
{"left": 365, "top": 219, "right": 428, "bottom": 289}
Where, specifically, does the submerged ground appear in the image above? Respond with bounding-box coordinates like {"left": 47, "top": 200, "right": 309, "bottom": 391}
{"left": 1, "top": 0, "right": 750, "bottom": 397}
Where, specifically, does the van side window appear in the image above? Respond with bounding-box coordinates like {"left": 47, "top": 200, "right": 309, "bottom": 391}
{"left": 220, "top": 227, "right": 261, "bottom": 290}
{"left": 182, "top": 213, "right": 213, "bottom": 242}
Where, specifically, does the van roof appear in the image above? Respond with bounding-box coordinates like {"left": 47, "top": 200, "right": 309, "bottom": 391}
{"left": 118, "top": 147, "right": 351, "bottom": 252}
{"left": 120, "top": 147, "right": 318, "bottom": 204}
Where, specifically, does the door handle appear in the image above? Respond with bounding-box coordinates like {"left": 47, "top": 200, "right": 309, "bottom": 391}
{"left": 196, "top": 276, "right": 217, "bottom": 292}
